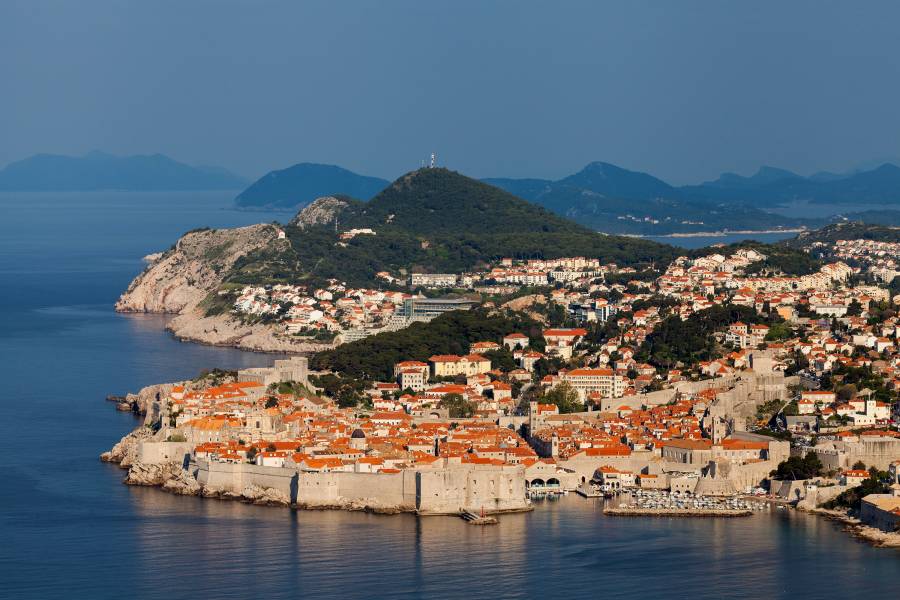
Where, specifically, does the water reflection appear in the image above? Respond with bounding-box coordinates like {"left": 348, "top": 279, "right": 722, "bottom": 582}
{"left": 117, "top": 490, "right": 900, "bottom": 600}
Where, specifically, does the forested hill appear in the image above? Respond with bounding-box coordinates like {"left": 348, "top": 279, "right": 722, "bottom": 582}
{"left": 787, "top": 221, "right": 900, "bottom": 247}
{"left": 224, "top": 168, "right": 678, "bottom": 289}
{"left": 337, "top": 167, "right": 610, "bottom": 235}
{"left": 691, "top": 240, "right": 821, "bottom": 276}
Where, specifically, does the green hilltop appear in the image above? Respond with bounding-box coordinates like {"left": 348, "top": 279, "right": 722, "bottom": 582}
{"left": 224, "top": 168, "right": 678, "bottom": 289}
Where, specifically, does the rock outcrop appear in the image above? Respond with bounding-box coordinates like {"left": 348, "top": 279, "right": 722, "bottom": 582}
{"left": 124, "top": 461, "right": 195, "bottom": 492}
{"left": 239, "top": 484, "right": 291, "bottom": 506}
{"left": 165, "top": 311, "right": 331, "bottom": 353}
{"left": 296, "top": 497, "right": 410, "bottom": 514}
{"left": 114, "top": 223, "right": 322, "bottom": 352}
{"left": 116, "top": 224, "right": 278, "bottom": 314}
{"left": 289, "top": 196, "right": 349, "bottom": 229}
{"left": 100, "top": 427, "right": 154, "bottom": 467}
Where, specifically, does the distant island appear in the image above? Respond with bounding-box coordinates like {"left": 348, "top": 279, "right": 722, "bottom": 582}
{"left": 234, "top": 163, "right": 389, "bottom": 209}
{"left": 0, "top": 151, "right": 247, "bottom": 191}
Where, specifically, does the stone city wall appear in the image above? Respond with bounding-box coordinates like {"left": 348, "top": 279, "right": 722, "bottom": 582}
{"left": 192, "top": 460, "right": 528, "bottom": 514}
{"left": 138, "top": 441, "right": 194, "bottom": 465}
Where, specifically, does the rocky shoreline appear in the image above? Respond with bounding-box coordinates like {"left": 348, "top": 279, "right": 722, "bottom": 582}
{"left": 164, "top": 310, "right": 330, "bottom": 354}
{"left": 802, "top": 507, "right": 900, "bottom": 548}
{"left": 114, "top": 222, "right": 330, "bottom": 354}
{"left": 101, "top": 424, "right": 415, "bottom": 514}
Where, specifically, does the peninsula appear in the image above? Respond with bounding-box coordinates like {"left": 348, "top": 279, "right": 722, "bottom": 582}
{"left": 108, "top": 212, "right": 900, "bottom": 542}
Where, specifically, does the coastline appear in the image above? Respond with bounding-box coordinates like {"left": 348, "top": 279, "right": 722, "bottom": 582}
{"left": 801, "top": 507, "right": 900, "bottom": 548}
{"left": 100, "top": 415, "right": 898, "bottom": 545}
{"left": 101, "top": 423, "right": 535, "bottom": 517}
{"left": 99, "top": 382, "right": 898, "bottom": 545}
{"left": 620, "top": 228, "right": 807, "bottom": 239}
{"left": 163, "top": 310, "right": 331, "bottom": 354}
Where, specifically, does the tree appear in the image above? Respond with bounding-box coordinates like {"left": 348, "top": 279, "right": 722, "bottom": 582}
{"left": 541, "top": 381, "right": 582, "bottom": 414}
{"left": 782, "top": 401, "right": 799, "bottom": 417}
{"left": 824, "top": 470, "right": 890, "bottom": 510}
{"left": 770, "top": 452, "right": 823, "bottom": 480}
{"left": 441, "top": 393, "right": 475, "bottom": 418}
{"left": 484, "top": 348, "right": 517, "bottom": 372}
{"left": 765, "top": 321, "right": 793, "bottom": 342}
{"left": 836, "top": 384, "right": 857, "bottom": 402}
{"left": 264, "top": 397, "right": 278, "bottom": 408}
{"left": 852, "top": 460, "right": 866, "bottom": 470}
{"left": 532, "top": 356, "right": 565, "bottom": 382}
{"left": 310, "top": 308, "right": 543, "bottom": 381}
{"left": 336, "top": 386, "right": 362, "bottom": 409}
{"left": 637, "top": 303, "right": 782, "bottom": 368}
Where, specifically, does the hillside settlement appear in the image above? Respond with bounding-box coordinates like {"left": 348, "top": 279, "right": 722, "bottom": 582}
{"left": 106, "top": 235, "right": 900, "bottom": 543}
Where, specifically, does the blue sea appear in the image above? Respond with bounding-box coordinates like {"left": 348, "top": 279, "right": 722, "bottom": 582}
{"left": 0, "top": 191, "right": 897, "bottom": 600}
{"left": 645, "top": 231, "right": 798, "bottom": 250}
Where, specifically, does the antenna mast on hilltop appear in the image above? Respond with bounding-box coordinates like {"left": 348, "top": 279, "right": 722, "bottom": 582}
{"left": 430, "top": 152, "right": 436, "bottom": 168}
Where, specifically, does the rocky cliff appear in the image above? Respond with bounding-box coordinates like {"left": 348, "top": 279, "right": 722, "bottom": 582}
{"left": 115, "top": 223, "right": 326, "bottom": 352}
{"left": 165, "top": 311, "right": 331, "bottom": 353}
{"left": 116, "top": 224, "right": 278, "bottom": 314}
{"left": 289, "top": 196, "right": 349, "bottom": 229}
{"left": 100, "top": 427, "right": 154, "bottom": 467}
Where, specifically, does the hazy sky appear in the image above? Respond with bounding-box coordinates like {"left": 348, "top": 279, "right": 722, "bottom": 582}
{"left": 2, "top": 1, "right": 900, "bottom": 184}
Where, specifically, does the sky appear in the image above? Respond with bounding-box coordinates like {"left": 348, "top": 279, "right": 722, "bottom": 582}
{"left": 2, "top": 0, "right": 900, "bottom": 184}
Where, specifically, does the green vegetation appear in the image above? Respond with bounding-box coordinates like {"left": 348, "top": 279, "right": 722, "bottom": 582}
{"left": 691, "top": 240, "right": 821, "bottom": 276}
{"left": 483, "top": 347, "right": 518, "bottom": 372}
{"left": 765, "top": 321, "right": 794, "bottom": 341}
{"left": 192, "top": 368, "right": 238, "bottom": 385}
{"left": 274, "top": 380, "right": 318, "bottom": 397}
{"left": 226, "top": 169, "right": 677, "bottom": 290}
{"left": 310, "top": 308, "right": 542, "bottom": 381}
{"left": 539, "top": 381, "right": 582, "bottom": 414}
{"left": 820, "top": 364, "right": 894, "bottom": 403}
{"left": 199, "top": 290, "right": 237, "bottom": 317}
{"left": 637, "top": 304, "right": 780, "bottom": 368}
{"left": 442, "top": 393, "right": 476, "bottom": 418}
{"left": 756, "top": 398, "right": 785, "bottom": 421}
{"left": 770, "top": 453, "right": 823, "bottom": 480}
{"left": 823, "top": 469, "right": 890, "bottom": 511}
{"left": 789, "top": 222, "right": 900, "bottom": 247}
{"left": 309, "top": 373, "right": 368, "bottom": 408}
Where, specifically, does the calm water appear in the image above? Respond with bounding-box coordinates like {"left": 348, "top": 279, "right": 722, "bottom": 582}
{"left": 645, "top": 231, "right": 797, "bottom": 249}
{"left": 0, "top": 192, "right": 897, "bottom": 599}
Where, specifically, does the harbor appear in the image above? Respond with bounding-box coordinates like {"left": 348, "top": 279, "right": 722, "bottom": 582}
{"left": 605, "top": 489, "right": 769, "bottom": 517}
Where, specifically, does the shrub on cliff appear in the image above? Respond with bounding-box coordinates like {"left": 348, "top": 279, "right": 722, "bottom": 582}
{"left": 823, "top": 469, "right": 890, "bottom": 511}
